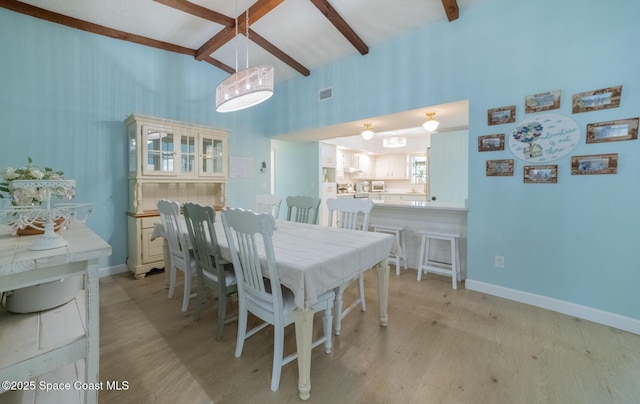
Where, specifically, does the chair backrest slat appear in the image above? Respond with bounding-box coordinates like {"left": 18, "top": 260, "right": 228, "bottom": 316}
{"left": 222, "top": 208, "right": 282, "bottom": 309}
{"left": 183, "top": 203, "right": 221, "bottom": 275}
{"left": 326, "top": 198, "right": 374, "bottom": 231}
{"left": 286, "top": 196, "right": 321, "bottom": 225}
{"left": 158, "top": 199, "right": 189, "bottom": 262}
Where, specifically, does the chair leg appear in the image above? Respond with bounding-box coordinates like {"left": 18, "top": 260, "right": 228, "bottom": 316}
{"left": 358, "top": 273, "right": 366, "bottom": 312}
{"left": 168, "top": 265, "right": 177, "bottom": 298}
{"left": 193, "top": 281, "right": 205, "bottom": 321}
{"left": 333, "top": 286, "right": 344, "bottom": 336}
{"left": 181, "top": 270, "right": 191, "bottom": 312}
{"left": 216, "top": 288, "right": 227, "bottom": 341}
{"left": 322, "top": 304, "right": 333, "bottom": 354}
{"left": 270, "top": 324, "right": 285, "bottom": 392}
{"left": 235, "top": 306, "right": 248, "bottom": 358}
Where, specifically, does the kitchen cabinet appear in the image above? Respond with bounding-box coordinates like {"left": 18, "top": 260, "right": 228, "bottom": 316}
{"left": 125, "top": 114, "right": 228, "bottom": 279}
{"left": 355, "top": 153, "right": 373, "bottom": 178}
{"left": 374, "top": 154, "right": 408, "bottom": 179}
{"left": 320, "top": 142, "right": 337, "bottom": 168}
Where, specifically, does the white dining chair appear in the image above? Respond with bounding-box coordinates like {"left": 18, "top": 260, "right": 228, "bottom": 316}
{"left": 326, "top": 197, "right": 374, "bottom": 336}
{"left": 286, "top": 195, "right": 321, "bottom": 224}
{"left": 255, "top": 194, "right": 282, "bottom": 219}
{"left": 221, "top": 208, "right": 335, "bottom": 392}
{"left": 183, "top": 203, "right": 238, "bottom": 340}
{"left": 157, "top": 199, "right": 197, "bottom": 313}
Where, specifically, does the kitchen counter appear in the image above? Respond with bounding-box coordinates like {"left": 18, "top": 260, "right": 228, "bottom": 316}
{"left": 372, "top": 199, "right": 466, "bottom": 211}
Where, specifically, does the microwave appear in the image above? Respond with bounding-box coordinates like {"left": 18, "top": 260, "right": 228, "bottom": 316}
{"left": 371, "top": 181, "right": 385, "bottom": 191}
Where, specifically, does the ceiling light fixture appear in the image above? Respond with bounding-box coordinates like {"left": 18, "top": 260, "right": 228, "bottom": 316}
{"left": 383, "top": 136, "right": 407, "bottom": 148}
{"left": 361, "top": 123, "right": 374, "bottom": 140}
{"left": 422, "top": 111, "right": 440, "bottom": 132}
{"left": 215, "top": 6, "right": 274, "bottom": 113}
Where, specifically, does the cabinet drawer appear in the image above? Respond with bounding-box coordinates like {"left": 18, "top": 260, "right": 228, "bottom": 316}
{"left": 142, "top": 227, "right": 164, "bottom": 264}
{"left": 141, "top": 216, "right": 161, "bottom": 229}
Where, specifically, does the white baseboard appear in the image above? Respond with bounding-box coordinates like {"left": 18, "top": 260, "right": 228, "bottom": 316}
{"left": 99, "top": 264, "right": 128, "bottom": 278}
{"left": 465, "top": 279, "right": 640, "bottom": 336}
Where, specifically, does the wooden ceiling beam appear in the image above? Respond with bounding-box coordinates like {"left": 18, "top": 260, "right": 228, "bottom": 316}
{"left": 0, "top": 0, "right": 238, "bottom": 68}
{"left": 202, "top": 56, "right": 235, "bottom": 74}
{"left": 247, "top": 29, "right": 310, "bottom": 77}
{"left": 441, "top": 0, "right": 459, "bottom": 22}
{"left": 309, "top": 0, "right": 368, "bottom": 55}
{"left": 196, "top": 0, "right": 285, "bottom": 61}
{"left": 153, "top": 0, "right": 234, "bottom": 27}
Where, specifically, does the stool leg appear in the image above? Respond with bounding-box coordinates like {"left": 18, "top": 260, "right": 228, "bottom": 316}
{"left": 417, "top": 235, "right": 426, "bottom": 281}
{"left": 456, "top": 238, "right": 462, "bottom": 282}
{"left": 401, "top": 231, "right": 408, "bottom": 270}
{"left": 450, "top": 238, "right": 457, "bottom": 290}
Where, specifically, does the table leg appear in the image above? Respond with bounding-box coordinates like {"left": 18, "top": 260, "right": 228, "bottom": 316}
{"left": 375, "top": 258, "right": 390, "bottom": 327}
{"left": 294, "top": 307, "right": 314, "bottom": 400}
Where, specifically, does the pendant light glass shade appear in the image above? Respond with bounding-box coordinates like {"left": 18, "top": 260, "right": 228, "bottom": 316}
{"left": 361, "top": 123, "right": 374, "bottom": 140}
{"left": 383, "top": 136, "right": 407, "bottom": 148}
{"left": 423, "top": 112, "right": 440, "bottom": 132}
{"left": 216, "top": 65, "right": 274, "bottom": 112}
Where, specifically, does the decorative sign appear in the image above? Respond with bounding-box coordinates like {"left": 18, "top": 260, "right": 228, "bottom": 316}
{"left": 508, "top": 113, "right": 580, "bottom": 163}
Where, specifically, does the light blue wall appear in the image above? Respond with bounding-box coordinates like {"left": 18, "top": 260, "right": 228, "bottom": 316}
{"left": 0, "top": 9, "right": 271, "bottom": 267}
{"left": 265, "top": 0, "right": 640, "bottom": 320}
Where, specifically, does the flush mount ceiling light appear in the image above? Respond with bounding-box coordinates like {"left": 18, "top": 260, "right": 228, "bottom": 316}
{"left": 383, "top": 136, "right": 407, "bottom": 148}
{"left": 422, "top": 111, "right": 440, "bottom": 132}
{"left": 361, "top": 123, "right": 374, "bottom": 140}
{"left": 215, "top": 6, "right": 274, "bottom": 113}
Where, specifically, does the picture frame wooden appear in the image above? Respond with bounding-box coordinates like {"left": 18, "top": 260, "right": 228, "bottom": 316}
{"left": 525, "top": 90, "right": 561, "bottom": 113}
{"left": 572, "top": 85, "right": 622, "bottom": 114}
{"left": 523, "top": 165, "right": 557, "bottom": 183}
{"left": 486, "top": 159, "right": 514, "bottom": 176}
{"left": 586, "top": 117, "right": 639, "bottom": 143}
{"left": 478, "top": 134, "right": 505, "bottom": 152}
{"left": 571, "top": 153, "right": 618, "bottom": 175}
{"left": 488, "top": 105, "right": 516, "bottom": 125}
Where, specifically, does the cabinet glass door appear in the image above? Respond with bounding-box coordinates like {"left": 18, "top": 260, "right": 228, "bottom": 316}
{"left": 200, "top": 135, "right": 224, "bottom": 176}
{"left": 142, "top": 126, "right": 176, "bottom": 175}
{"left": 180, "top": 134, "right": 196, "bottom": 175}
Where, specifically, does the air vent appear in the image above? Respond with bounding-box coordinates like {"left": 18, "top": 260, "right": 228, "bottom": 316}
{"left": 318, "top": 87, "right": 333, "bottom": 101}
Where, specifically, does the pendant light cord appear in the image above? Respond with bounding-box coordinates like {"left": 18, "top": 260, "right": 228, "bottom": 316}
{"left": 245, "top": 7, "right": 250, "bottom": 69}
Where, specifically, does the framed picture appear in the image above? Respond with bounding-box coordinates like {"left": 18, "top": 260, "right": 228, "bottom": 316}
{"left": 478, "top": 134, "right": 505, "bottom": 151}
{"left": 572, "top": 85, "right": 622, "bottom": 114}
{"left": 571, "top": 153, "right": 618, "bottom": 175}
{"left": 486, "top": 159, "right": 514, "bottom": 176}
{"left": 523, "top": 165, "right": 557, "bottom": 183}
{"left": 586, "top": 117, "right": 639, "bottom": 143}
{"left": 488, "top": 105, "right": 516, "bottom": 125}
{"left": 525, "top": 90, "right": 561, "bottom": 113}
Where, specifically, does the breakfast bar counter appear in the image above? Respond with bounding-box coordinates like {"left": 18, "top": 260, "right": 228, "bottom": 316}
{"left": 368, "top": 200, "right": 467, "bottom": 275}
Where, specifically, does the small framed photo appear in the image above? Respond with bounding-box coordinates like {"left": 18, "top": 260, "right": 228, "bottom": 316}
{"left": 571, "top": 153, "right": 618, "bottom": 175}
{"left": 572, "top": 85, "right": 622, "bottom": 114}
{"left": 478, "top": 134, "right": 505, "bottom": 151}
{"left": 486, "top": 159, "right": 514, "bottom": 176}
{"left": 488, "top": 105, "right": 516, "bottom": 125}
{"left": 586, "top": 118, "right": 639, "bottom": 143}
{"left": 524, "top": 165, "right": 557, "bottom": 183}
{"left": 525, "top": 90, "right": 561, "bottom": 113}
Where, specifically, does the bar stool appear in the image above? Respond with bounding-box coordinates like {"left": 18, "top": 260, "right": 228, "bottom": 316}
{"left": 417, "top": 230, "right": 461, "bottom": 289}
{"left": 373, "top": 225, "right": 407, "bottom": 275}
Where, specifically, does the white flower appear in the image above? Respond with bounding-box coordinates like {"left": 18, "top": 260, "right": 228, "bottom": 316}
{"left": 29, "top": 168, "right": 45, "bottom": 179}
{"left": 1, "top": 167, "right": 19, "bottom": 180}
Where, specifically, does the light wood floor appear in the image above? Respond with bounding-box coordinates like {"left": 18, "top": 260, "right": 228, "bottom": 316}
{"left": 98, "top": 268, "right": 640, "bottom": 404}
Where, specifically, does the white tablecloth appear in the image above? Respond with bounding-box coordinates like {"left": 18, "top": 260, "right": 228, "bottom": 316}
{"left": 154, "top": 219, "right": 394, "bottom": 308}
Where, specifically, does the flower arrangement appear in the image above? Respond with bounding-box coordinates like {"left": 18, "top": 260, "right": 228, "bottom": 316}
{"left": 0, "top": 157, "right": 75, "bottom": 206}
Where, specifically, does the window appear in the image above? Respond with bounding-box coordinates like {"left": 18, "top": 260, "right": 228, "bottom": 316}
{"left": 410, "top": 154, "right": 427, "bottom": 185}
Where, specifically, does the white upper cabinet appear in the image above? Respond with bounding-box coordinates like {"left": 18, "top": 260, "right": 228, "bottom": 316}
{"left": 374, "top": 154, "right": 408, "bottom": 179}
{"left": 320, "top": 142, "right": 337, "bottom": 168}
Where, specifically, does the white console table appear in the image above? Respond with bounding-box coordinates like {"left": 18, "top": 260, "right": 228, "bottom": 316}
{"left": 0, "top": 223, "right": 111, "bottom": 403}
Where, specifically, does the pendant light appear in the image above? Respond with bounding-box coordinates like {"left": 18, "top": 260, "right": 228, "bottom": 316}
{"left": 422, "top": 111, "right": 440, "bottom": 132}
{"left": 215, "top": 6, "right": 274, "bottom": 113}
{"left": 361, "top": 123, "right": 374, "bottom": 140}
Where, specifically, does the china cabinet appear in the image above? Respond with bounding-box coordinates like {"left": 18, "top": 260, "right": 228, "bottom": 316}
{"left": 125, "top": 114, "right": 228, "bottom": 279}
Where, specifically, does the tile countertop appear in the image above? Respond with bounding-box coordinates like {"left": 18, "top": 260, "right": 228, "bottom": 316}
{"left": 371, "top": 199, "right": 467, "bottom": 211}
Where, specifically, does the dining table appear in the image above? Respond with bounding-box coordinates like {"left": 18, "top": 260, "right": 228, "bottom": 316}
{"left": 154, "top": 217, "right": 394, "bottom": 400}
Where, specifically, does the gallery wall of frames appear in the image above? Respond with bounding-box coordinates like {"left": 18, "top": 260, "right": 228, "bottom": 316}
{"left": 479, "top": 85, "right": 637, "bottom": 183}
